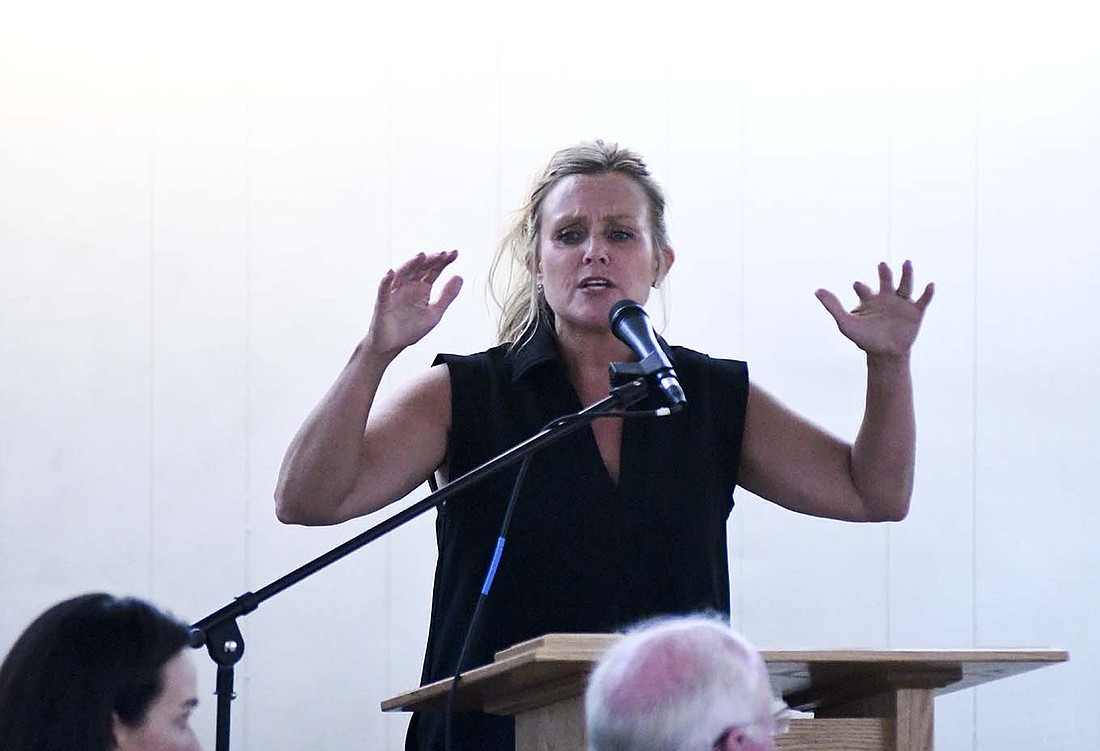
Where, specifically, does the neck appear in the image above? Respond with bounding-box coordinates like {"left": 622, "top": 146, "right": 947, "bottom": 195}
{"left": 557, "top": 322, "right": 633, "bottom": 361}
{"left": 554, "top": 324, "right": 635, "bottom": 403}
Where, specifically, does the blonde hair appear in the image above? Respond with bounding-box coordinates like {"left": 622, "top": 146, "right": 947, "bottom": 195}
{"left": 488, "top": 140, "right": 673, "bottom": 347}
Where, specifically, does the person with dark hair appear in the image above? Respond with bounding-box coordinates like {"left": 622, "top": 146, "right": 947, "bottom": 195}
{"left": 0, "top": 593, "right": 201, "bottom": 751}
{"left": 586, "top": 616, "right": 787, "bottom": 751}
{"left": 274, "top": 140, "right": 934, "bottom": 750}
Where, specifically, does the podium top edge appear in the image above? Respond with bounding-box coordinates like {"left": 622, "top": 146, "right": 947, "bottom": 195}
{"left": 382, "top": 635, "right": 1068, "bottom": 713}
{"left": 759, "top": 648, "right": 1069, "bottom": 663}
{"left": 496, "top": 635, "right": 1068, "bottom": 665}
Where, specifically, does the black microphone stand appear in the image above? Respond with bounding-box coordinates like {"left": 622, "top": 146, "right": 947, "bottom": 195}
{"left": 188, "top": 377, "right": 652, "bottom": 751}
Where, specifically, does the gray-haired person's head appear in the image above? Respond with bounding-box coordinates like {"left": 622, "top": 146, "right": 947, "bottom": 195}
{"left": 585, "top": 616, "right": 783, "bottom": 751}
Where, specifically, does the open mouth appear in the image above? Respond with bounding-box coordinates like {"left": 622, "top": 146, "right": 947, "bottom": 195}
{"left": 580, "top": 277, "right": 612, "bottom": 290}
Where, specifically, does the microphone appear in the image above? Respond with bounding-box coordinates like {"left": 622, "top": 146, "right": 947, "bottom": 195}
{"left": 608, "top": 299, "right": 687, "bottom": 410}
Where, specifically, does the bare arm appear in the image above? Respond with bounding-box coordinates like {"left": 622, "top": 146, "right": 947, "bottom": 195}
{"left": 275, "top": 251, "right": 462, "bottom": 526}
{"left": 739, "top": 261, "right": 934, "bottom": 522}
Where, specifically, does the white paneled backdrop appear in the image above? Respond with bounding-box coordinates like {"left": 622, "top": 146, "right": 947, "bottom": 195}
{"left": 2, "top": 1, "right": 1097, "bottom": 748}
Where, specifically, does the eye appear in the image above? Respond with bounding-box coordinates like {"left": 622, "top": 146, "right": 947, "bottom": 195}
{"left": 555, "top": 228, "right": 584, "bottom": 245}
{"left": 607, "top": 229, "right": 635, "bottom": 242}
{"left": 174, "top": 706, "right": 196, "bottom": 730}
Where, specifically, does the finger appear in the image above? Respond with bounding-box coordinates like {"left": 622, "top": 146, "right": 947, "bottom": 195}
{"left": 420, "top": 250, "right": 459, "bottom": 284}
{"left": 914, "top": 281, "right": 935, "bottom": 311}
{"left": 394, "top": 252, "right": 430, "bottom": 281}
{"left": 815, "top": 288, "right": 848, "bottom": 325}
{"left": 853, "top": 281, "right": 874, "bottom": 301}
{"left": 895, "top": 259, "right": 914, "bottom": 298}
{"left": 877, "top": 262, "right": 895, "bottom": 295}
{"left": 431, "top": 275, "right": 464, "bottom": 312}
{"left": 376, "top": 268, "right": 396, "bottom": 299}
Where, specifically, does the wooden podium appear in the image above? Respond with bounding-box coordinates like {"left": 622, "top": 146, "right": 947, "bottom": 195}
{"left": 383, "top": 634, "right": 1067, "bottom": 751}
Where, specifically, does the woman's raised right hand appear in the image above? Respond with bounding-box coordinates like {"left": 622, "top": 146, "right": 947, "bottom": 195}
{"left": 365, "top": 250, "right": 463, "bottom": 358}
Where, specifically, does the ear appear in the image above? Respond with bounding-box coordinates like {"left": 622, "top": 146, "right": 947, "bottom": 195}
{"left": 524, "top": 246, "right": 540, "bottom": 273}
{"left": 654, "top": 245, "right": 675, "bottom": 286}
{"left": 110, "top": 712, "right": 130, "bottom": 750}
{"left": 523, "top": 249, "right": 543, "bottom": 287}
{"left": 720, "top": 729, "right": 775, "bottom": 751}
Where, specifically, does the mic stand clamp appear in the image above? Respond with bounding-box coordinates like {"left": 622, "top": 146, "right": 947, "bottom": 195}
{"left": 609, "top": 361, "right": 683, "bottom": 414}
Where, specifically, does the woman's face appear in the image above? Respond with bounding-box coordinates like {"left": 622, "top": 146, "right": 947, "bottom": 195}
{"left": 537, "top": 172, "right": 673, "bottom": 337}
{"left": 113, "top": 652, "right": 202, "bottom": 751}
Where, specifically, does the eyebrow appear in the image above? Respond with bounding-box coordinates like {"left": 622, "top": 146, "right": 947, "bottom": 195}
{"left": 550, "top": 213, "right": 642, "bottom": 225}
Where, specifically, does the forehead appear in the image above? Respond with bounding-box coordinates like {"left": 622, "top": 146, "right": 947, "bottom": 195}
{"left": 159, "top": 652, "right": 198, "bottom": 702}
{"left": 541, "top": 172, "right": 649, "bottom": 224}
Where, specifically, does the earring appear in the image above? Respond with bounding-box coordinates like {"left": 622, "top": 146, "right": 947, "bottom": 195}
{"left": 537, "top": 282, "right": 544, "bottom": 295}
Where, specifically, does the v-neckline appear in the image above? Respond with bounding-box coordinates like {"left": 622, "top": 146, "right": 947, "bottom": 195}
{"left": 551, "top": 373, "right": 628, "bottom": 494}
{"left": 589, "top": 417, "right": 624, "bottom": 489}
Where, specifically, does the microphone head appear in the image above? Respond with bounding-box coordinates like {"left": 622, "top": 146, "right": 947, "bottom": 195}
{"left": 609, "top": 299, "right": 643, "bottom": 330}
{"left": 607, "top": 298, "right": 687, "bottom": 411}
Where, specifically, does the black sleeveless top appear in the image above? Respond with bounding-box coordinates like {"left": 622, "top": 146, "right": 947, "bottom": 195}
{"left": 406, "top": 325, "right": 749, "bottom": 751}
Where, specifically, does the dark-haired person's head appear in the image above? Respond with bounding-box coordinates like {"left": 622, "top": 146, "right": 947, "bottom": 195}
{"left": 0, "top": 593, "right": 202, "bottom": 751}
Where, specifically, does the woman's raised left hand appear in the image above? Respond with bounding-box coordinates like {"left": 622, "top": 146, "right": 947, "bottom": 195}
{"left": 815, "top": 260, "right": 934, "bottom": 361}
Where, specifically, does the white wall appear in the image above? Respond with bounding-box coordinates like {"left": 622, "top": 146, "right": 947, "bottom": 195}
{"left": 2, "top": 1, "right": 1097, "bottom": 748}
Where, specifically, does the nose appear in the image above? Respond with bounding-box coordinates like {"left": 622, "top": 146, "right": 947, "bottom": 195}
{"left": 582, "top": 236, "right": 609, "bottom": 265}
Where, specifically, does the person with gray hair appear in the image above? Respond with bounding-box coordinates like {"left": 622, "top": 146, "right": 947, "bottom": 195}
{"left": 585, "top": 617, "right": 787, "bottom": 751}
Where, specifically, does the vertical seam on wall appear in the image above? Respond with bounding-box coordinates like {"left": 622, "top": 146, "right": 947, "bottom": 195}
{"left": 243, "top": 98, "right": 252, "bottom": 593}
{"left": 242, "top": 76, "right": 254, "bottom": 748}
{"left": 971, "top": 84, "right": 982, "bottom": 751}
{"left": 148, "top": 54, "right": 157, "bottom": 597}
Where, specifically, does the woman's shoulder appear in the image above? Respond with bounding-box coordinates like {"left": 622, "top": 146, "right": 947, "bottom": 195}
{"left": 433, "top": 340, "right": 514, "bottom": 371}
{"left": 430, "top": 342, "right": 522, "bottom": 405}
{"left": 669, "top": 344, "right": 748, "bottom": 375}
